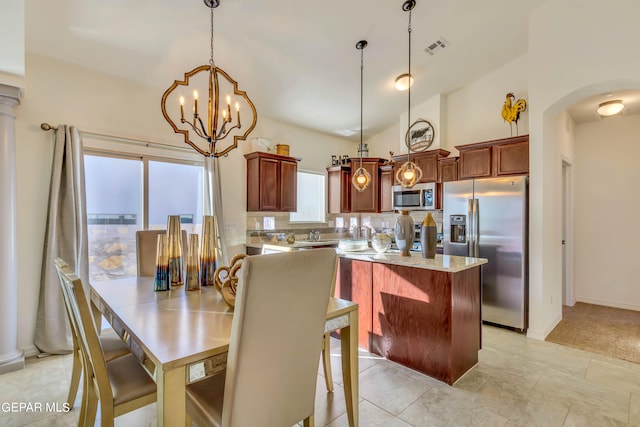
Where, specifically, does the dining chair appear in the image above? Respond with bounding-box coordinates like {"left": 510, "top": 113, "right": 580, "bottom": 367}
{"left": 185, "top": 248, "right": 338, "bottom": 427}
{"left": 54, "top": 258, "right": 157, "bottom": 427}
{"left": 53, "top": 258, "right": 131, "bottom": 409}
{"left": 136, "top": 229, "right": 188, "bottom": 277}
{"left": 260, "top": 245, "right": 338, "bottom": 393}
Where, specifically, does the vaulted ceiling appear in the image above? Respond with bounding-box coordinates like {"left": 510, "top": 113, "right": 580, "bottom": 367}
{"left": 27, "top": 0, "right": 554, "bottom": 141}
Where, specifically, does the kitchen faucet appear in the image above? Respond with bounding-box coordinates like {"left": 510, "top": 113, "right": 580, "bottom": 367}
{"left": 308, "top": 230, "right": 320, "bottom": 241}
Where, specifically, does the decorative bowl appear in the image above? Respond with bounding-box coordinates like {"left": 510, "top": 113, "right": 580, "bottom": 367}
{"left": 371, "top": 233, "right": 392, "bottom": 253}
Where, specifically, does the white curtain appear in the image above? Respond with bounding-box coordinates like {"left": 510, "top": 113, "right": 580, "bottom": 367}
{"left": 204, "top": 156, "right": 229, "bottom": 266}
{"left": 34, "top": 125, "right": 89, "bottom": 354}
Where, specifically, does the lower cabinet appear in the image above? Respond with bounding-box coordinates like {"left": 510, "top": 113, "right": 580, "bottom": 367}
{"left": 336, "top": 257, "right": 482, "bottom": 385}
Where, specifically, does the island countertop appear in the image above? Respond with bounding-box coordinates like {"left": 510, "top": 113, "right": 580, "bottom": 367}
{"left": 337, "top": 250, "right": 487, "bottom": 273}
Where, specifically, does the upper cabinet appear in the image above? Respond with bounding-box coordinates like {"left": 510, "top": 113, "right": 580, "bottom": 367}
{"left": 350, "top": 158, "right": 385, "bottom": 213}
{"left": 379, "top": 165, "right": 394, "bottom": 212}
{"left": 456, "top": 135, "right": 529, "bottom": 180}
{"left": 245, "top": 152, "right": 300, "bottom": 212}
{"left": 438, "top": 157, "right": 458, "bottom": 183}
{"left": 326, "top": 158, "right": 386, "bottom": 213}
{"left": 392, "top": 149, "right": 451, "bottom": 184}
{"left": 327, "top": 165, "right": 351, "bottom": 214}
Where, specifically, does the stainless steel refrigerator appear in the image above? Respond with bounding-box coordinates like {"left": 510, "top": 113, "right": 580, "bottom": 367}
{"left": 443, "top": 176, "right": 528, "bottom": 331}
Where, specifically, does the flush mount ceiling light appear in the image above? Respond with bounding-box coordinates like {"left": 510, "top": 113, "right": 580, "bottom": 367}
{"left": 161, "top": 0, "right": 257, "bottom": 157}
{"left": 395, "top": 73, "right": 414, "bottom": 91}
{"left": 352, "top": 40, "right": 372, "bottom": 192}
{"left": 395, "top": 0, "right": 423, "bottom": 189}
{"left": 597, "top": 100, "right": 624, "bottom": 117}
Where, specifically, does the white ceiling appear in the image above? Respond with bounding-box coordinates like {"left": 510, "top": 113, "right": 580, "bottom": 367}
{"left": 26, "top": 0, "right": 561, "bottom": 141}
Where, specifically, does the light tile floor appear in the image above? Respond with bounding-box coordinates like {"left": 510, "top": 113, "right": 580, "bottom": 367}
{"left": 2, "top": 325, "right": 640, "bottom": 426}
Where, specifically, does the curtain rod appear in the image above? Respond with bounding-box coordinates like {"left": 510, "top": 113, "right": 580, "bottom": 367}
{"left": 40, "top": 122, "right": 196, "bottom": 155}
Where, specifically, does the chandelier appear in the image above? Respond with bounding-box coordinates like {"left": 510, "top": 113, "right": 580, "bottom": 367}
{"left": 352, "top": 40, "right": 371, "bottom": 192}
{"left": 395, "top": 0, "right": 423, "bottom": 188}
{"left": 161, "top": 0, "right": 257, "bottom": 157}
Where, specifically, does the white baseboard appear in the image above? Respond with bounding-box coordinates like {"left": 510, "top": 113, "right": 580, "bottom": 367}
{"left": 22, "top": 345, "right": 39, "bottom": 358}
{"left": 526, "top": 312, "right": 562, "bottom": 341}
{"left": 576, "top": 296, "right": 640, "bottom": 312}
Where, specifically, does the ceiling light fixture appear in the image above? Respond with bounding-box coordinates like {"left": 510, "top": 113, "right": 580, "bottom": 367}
{"left": 161, "top": 0, "right": 257, "bottom": 157}
{"left": 395, "top": 0, "right": 423, "bottom": 189}
{"left": 352, "top": 40, "right": 371, "bottom": 192}
{"left": 597, "top": 100, "right": 624, "bottom": 117}
{"left": 395, "top": 73, "right": 414, "bottom": 91}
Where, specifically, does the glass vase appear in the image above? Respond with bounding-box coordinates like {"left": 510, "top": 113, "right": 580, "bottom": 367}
{"left": 200, "top": 215, "right": 218, "bottom": 287}
{"left": 185, "top": 234, "right": 201, "bottom": 291}
{"left": 153, "top": 234, "right": 170, "bottom": 291}
{"left": 166, "top": 215, "right": 184, "bottom": 287}
{"left": 394, "top": 210, "right": 414, "bottom": 257}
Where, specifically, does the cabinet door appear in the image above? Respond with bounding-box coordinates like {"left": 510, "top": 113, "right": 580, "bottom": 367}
{"left": 458, "top": 147, "right": 492, "bottom": 180}
{"left": 335, "top": 258, "right": 372, "bottom": 350}
{"left": 494, "top": 140, "right": 529, "bottom": 176}
{"left": 327, "top": 166, "right": 351, "bottom": 213}
{"left": 380, "top": 165, "right": 394, "bottom": 212}
{"left": 438, "top": 157, "right": 458, "bottom": 183}
{"left": 414, "top": 153, "right": 439, "bottom": 183}
{"left": 351, "top": 160, "right": 379, "bottom": 213}
{"left": 279, "top": 160, "right": 297, "bottom": 211}
{"left": 258, "top": 157, "right": 279, "bottom": 211}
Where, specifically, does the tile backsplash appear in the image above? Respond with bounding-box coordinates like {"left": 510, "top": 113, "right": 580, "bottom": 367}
{"left": 246, "top": 211, "right": 443, "bottom": 244}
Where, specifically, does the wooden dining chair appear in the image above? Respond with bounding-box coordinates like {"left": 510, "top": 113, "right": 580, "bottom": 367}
{"left": 185, "top": 248, "right": 338, "bottom": 427}
{"left": 54, "top": 258, "right": 157, "bottom": 427}
{"left": 136, "top": 229, "right": 188, "bottom": 276}
{"left": 53, "top": 258, "right": 131, "bottom": 409}
{"left": 260, "top": 245, "right": 338, "bottom": 393}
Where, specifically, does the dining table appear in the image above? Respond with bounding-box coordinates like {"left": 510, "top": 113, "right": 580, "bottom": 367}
{"left": 89, "top": 276, "right": 359, "bottom": 427}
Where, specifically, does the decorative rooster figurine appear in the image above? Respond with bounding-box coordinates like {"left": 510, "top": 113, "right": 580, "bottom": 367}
{"left": 501, "top": 92, "right": 527, "bottom": 136}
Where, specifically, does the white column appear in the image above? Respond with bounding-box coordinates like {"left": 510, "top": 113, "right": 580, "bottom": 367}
{"left": 0, "top": 84, "right": 24, "bottom": 373}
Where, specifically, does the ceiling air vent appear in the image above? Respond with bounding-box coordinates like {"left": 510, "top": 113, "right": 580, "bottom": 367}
{"left": 424, "top": 37, "right": 449, "bottom": 56}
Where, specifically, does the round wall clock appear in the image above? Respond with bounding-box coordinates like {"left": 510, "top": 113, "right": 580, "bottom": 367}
{"left": 405, "top": 119, "right": 435, "bottom": 152}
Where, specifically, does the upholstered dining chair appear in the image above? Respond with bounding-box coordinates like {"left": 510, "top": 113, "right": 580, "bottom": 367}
{"left": 185, "top": 248, "right": 338, "bottom": 427}
{"left": 136, "top": 229, "right": 188, "bottom": 277}
{"left": 53, "top": 258, "right": 131, "bottom": 409}
{"left": 54, "top": 258, "right": 157, "bottom": 427}
{"left": 260, "top": 244, "right": 338, "bottom": 392}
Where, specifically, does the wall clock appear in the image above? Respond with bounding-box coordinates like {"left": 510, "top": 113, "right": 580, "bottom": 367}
{"left": 405, "top": 119, "right": 435, "bottom": 152}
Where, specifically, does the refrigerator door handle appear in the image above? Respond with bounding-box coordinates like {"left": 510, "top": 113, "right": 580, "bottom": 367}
{"left": 472, "top": 198, "right": 480, "bottom": 258}
{"left": 467, "top": 198, "right": 474, "bottom": 257}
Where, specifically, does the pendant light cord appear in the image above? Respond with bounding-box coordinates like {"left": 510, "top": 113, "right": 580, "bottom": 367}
{"left": 407, "top": 8, "right": 412, "bottom": 164}
{"left": 209, "top": 6, "right": 216, "bottom": 68}
{"left": 360, "top": 45, "right": 364, "bottom": 169}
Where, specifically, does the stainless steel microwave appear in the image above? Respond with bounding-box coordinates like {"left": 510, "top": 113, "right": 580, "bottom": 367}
{"left": 392, "top": 182, "right": 437, "bottom": 210}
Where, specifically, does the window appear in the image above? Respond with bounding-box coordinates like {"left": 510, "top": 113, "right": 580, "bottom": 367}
{"left": 290, "top": 170, "right": 325, "bottom": 223}
{"left": 85, "top": 153, "right": 203, "bottom": 282}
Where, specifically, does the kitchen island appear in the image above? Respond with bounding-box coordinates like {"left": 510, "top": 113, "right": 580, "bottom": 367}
{"left": 335, "top": 251, "right": 487, "bottom": 385}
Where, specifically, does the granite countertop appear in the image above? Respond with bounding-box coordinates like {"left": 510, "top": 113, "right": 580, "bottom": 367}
{"left": 337, "top": 250, "right": 487, "bottom": 273}
{"left": 245, "top": 240, "right": 340, "bottom": 250}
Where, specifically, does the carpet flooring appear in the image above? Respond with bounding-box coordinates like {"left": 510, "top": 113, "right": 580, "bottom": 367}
{"left": 545, "top": 302, "right": 640, "bottom": 364}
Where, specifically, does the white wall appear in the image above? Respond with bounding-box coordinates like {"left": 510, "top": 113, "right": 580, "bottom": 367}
{"left": 445, "top": 54, "right": 529, "bottom": 154}
{"left": 573, "top": 115, "right": 640, "bottom": 310}
{"left": 527, "top": 0, "right": 640, "bottom": 339}
{"left": 0, "top": 0, "right": 24, "bottom": 88}
{"left": 14, "top": 53, "right": 352, "bottom": 354}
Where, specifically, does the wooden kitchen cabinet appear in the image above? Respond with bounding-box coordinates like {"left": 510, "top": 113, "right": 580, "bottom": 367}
{"left": 379, "top": 164, "right": 394, "bottom": 212}
{"left": 438, "top": 157, "right": 459, "bottom": 183}
{"left": 334, "top": 257, "right": 373, "bottom": 350}
{"left": 245, "top": 151, "right": 300, "bottom": 212}
{"left": 350, "top": 158, "right": 385, "bottom": 213}
{"left": 327, "top": 165, "right": 351, "bottom": 213}
{"left": 456, "top": 135, "right": 529, "bottom": 180}
{"left": 392, "top": 149, "right": 451, "bottom": 184}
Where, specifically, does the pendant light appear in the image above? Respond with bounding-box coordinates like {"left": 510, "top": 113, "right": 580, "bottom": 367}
{"left": 395, "top": 0, "right": 423, "bottom": 189}
{"left": 352, "top": 40, "right": 371, "bottom": 192}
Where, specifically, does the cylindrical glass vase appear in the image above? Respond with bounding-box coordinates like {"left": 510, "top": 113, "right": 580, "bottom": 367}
{"left": 421, "top": 212, "right": 437, "bottom": 259}
{"left": 200, "top": 215, "right": 218, "bottom": 287}
{"left": 394, "top": 210, "right": 414, "bottom": 257}
{"left": 153, "top": 234, "right": 170, "bottom": 291}
{"left": 185, "top": 234, "right": 201, "bottom": 291}
{"left": 166, "top": 215, "right": 184, "bottom": 287}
